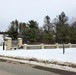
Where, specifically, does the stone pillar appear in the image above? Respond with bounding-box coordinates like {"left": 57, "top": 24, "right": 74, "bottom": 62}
{"left": 18, "top": 38, "right": 22, "bottom": 48}
{"left": 41, "top": 43, "right": 44, "bottom": 49}
{"left": 6, "top": 38, "right": 12, "bottom": 50}
{"left": 55, "top": 43, "right": 59, "bottom": 48}
{"left": 23, "top": 44, "right": 27, "bottom": 49}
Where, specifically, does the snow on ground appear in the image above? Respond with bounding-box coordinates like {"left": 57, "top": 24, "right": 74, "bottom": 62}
{"left": 0, "top": 46, "right": 76, "bottom": 64}
{"left": 0, "top": 46, "right": 76, "bottom": 72}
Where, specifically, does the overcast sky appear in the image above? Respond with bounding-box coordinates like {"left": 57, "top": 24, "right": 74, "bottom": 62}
{"left": 0, "top": 0, "right": 76, "bottom": 31}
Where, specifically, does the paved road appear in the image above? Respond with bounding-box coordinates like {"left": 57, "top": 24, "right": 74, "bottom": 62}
{"left": 0, "top": 60, "right": 76, "bottom": 75}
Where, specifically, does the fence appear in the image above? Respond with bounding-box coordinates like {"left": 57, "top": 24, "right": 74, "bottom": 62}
{"left": 23, "top": 43, "right": 76, "bottom": 49}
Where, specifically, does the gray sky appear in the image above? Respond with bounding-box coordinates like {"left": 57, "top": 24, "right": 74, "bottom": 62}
{"left": 0, "top": 0, "right": 76, "bottom": 31}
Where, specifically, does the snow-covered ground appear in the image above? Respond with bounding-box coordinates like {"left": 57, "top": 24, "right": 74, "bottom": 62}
{"left": 0, "top": 46, "right": 76, "bottom": 64}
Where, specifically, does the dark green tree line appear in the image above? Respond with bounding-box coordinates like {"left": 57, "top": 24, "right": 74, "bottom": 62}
{"left": 7, "top": 12, "right": 76, "bottom": 44}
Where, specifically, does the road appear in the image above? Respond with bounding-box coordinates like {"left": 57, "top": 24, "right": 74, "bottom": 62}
{"left": 0, "top": 59, "right": 76, "bottom": 75}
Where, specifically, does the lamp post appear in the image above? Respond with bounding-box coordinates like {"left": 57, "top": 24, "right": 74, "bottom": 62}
{"left": 3, "top": 34, "right": 6, "bottom": 50}
{"left": 63, "top": 43, "right": 65, "bottom": 54}
{"left": 62, "top": 37, "right": 65, "bottom": 54}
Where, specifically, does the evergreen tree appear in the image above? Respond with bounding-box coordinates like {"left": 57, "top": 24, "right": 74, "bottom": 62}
{"left": 42, "top": 15, "right": 55, "bottom": 43}
{"left": 7, "top": 20, "right": 19, "bottom": 40}
{"left": 54, "top": 12, "right": 69, "bottom": 43}
{"left": 43, "top": 15, "right": 54, "bottom": 33}
{"left": 23, "top": 20, "right": 39, "bottom": 44}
